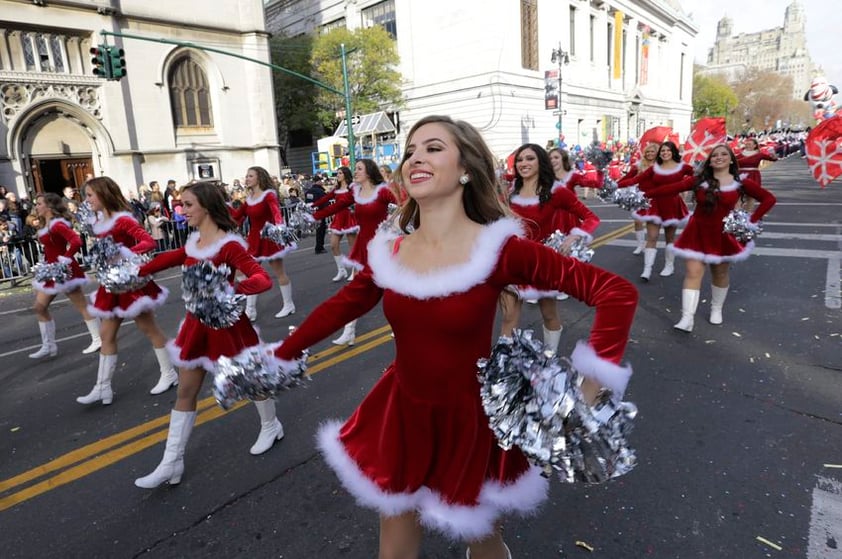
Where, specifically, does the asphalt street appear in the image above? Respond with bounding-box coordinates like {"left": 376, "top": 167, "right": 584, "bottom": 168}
{"left": 1, "top": 155, "right": 840, "bottom": 558}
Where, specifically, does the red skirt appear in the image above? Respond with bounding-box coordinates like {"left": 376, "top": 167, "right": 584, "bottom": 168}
{"left": 33, "top": 260, "right": 88, "bottom": 295}
{"left": 167, "top": 313, "right": 262, "bottom": 372}
{"left": 633, "top": 194, "right": 689, "bottom": 227}
{"left": 328, "top": 208, "right": 359, "bottom": 235}
{"left": 88, "top": 280, "right": 168, "bottom": 319}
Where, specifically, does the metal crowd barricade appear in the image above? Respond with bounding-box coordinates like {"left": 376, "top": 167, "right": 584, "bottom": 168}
{"left": 0, "top": 239, "right": 40, "bottom": 287}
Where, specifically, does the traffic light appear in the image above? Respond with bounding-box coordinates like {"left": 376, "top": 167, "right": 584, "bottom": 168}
{"left": 90, "top": 44, "right": 111, "bottom": 78}
{"left": 108, "top": 47, "right": 126, "bottom": 80}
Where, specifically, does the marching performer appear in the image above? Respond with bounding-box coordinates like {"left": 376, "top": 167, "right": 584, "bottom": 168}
{"left": 617, "top": 143, "right": 658, "bottom": 255}
{"left": 736, "top": 137, "right": 778, "bottom": 211}
{"left": 312, "top": 166, "right": 359, "bottom": 282}
{"left": 548, "top": 147, "right": 603, "bottom": 234}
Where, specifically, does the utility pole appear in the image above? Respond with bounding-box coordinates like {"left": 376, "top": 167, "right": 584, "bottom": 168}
{"left": 340, "top": 43, "right": 356, "bottom": 168}
{"left": 551, "top": 42, "right": 569, "bottom": 144}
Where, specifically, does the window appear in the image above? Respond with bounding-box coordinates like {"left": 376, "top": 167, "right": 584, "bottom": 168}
{"left": 361, "top": 0, "right": 396, "bottom": 39}
{"left": 49, "top": 36, "right": 64, "bottom": 72}
{"left": 520, "top": 0, "right": 538, "bottom": 70}
{"left": 589, "top": 15, "right": 595, "bottom": 62}
{"left": 169, "top": 58, "right": 213, "bottom": 128}
{"left": 569, "top": 6, "right": 576, "bottom": 56}
{"left": 320, "top": 18, "right": 346, "bottom": 34}
{"left": 21, "top": 33, "right": 35, "bottom": 71}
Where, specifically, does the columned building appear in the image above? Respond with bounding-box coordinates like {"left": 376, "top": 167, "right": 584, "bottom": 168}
{"left": 0, "top": 0, "right": 280, "bottom": 198}
{"left": 266, "top": 0, "right": 697, "bottom": 166}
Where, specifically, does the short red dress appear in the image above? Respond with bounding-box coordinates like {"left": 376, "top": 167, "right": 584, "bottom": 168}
{"left": 87, "top": 212, "right": 168, "bottom": 319}
{"left": 272, "top": 217, "right": 638, "bottom": 541}
{"left": 313, "top": 188, "right": 360, "bottom": 235}
{"left": 33, "top": 217, "right": 88, "bottom": 295}
{"left": 313, "top": 182, "right": 396, "bottom": 270}
{"left": 736, "top": 150, "right": 776, "bottom": 186}
{"left": 649, "top": 175, "right": 777, "bottom": 263}
{"left": 140, "top": 232, "right": 272, "bottom": 371}
{"left": 231, "top": 189, "right": 294, "bottom": 261}
{"left": 620, "top": 163, "right": 692, "bottom": 226}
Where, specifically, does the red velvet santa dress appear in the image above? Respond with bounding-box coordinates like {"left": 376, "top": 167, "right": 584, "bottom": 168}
{"left": 648, "top": 175, "right": 776, "bottom": 263}
{"left": 271, "top": 218, "right": 637, "bottom": 541}
{"left": 312, "top": 188, "right": 360, "bottom": 235}
{"left": 313, "top": 182, "right": 396, "bottom": 270}
{"left": 618, "top": 162, "right": 693, "bottom": 226}
{"left": 552, "top": 171, "right": 603, "bottom": 234}
{"left": 139, "top": 232, "right": 272, "bottom": 371}
{"left": 509, "top": 187, "right": 600, "bottom": 300}
{"left": 33, "top": 217, "right": 88, "bottom": 295}
{"left": 736, "top": 149, "right": 776, "bottom": 186}
{"left": 230, "top": 189, "right": 295, "bottom": 261}
{"left": 87, "top": 212, "right": 168, "bottom": 319}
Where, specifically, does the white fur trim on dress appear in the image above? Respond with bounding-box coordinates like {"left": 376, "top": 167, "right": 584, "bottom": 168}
{"left": 570, "top": 341, "right": 633, "bottom": 399}
{"left": 48, "top": 217, "right": 74, "bottom": 233}
{"left": 699, "top": 180, "right": 741, "bottom": 193}
{"left": 329, "top": 225, "right": 360, "bottom": 235}
{"left": 91, "top": 211, "right": 136, "bottom": 235}
{"left": 550, "top": 176, "right": 571, "bottom": 192}
{"left": 341, "top": 255, "right": 364, "bottom": 271}
{"left": 631, "top": 211, "right": 688, "bottom": 227}
{"left": 352, "top": 182, "right": 390, "bottom": 205}
{"left": 185, "top": 231, "right": 248, "bottom": 259}
{"left": 245, "top": 189, "right": 274, "bottom": 206}
{"left": 166, "top": 335, "right": 265, "bottom": 373}
{"left": 33, "top": 276, "right": 88, "bottom": 295}
{"left": 509, "top": 194, "right": 539, "bottom": 206}
{"left": 256, "top": 243, "right": 297, "bottom": 261}
{"left": 569, "top": 227, "right": 594, "bottom": 244}
{"left": 317, "top": 420, "right": 548, "bottom": 541}
{"left": 368, "top": 218, "right": 524, "bottom": 299}
{"left": 653, "top": 163, "right": 685, "bottom": 176}
{"left": 86, "top": 285, "right": 169, "bottom": 319}
{"left": 668, "top": 240, "right": 754, "bottom": 264}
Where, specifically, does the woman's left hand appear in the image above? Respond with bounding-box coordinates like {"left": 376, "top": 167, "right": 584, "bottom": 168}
{"left": 560, "top": 235, "right": 581, "bottom": 256}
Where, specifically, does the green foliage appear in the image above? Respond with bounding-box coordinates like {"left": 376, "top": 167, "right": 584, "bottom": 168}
{"left": 270, "top": 34, "right": 319, "bottom": 159}
{"left": 692, "top": 71, "right": 738, "bottom": 122}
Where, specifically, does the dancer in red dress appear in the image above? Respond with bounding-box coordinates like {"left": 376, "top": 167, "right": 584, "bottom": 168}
{"left": 312, "top": 166, "right": 359, "bottom": 282}
{"left": 134, "top": 182, "right": 282, "bottom": 489}
{"left": 736, "top": 137, "right": 778, "bottom": 211}
{"left": 617, "top": 142, "right": 658, "bottom": 255}
{"left": 28, "top": 193, "right": 101, "bottom": 359}
{"left": 548, "top": 147, "right": 603, "bottom": 235}
{"left": 313, "top": 159, "right": 397, "bottom": 345}
{"left": 618, "top": 141, "right": 692, "bottom": 280}
{"left": 230, "top": 166, "right": 295, "bottom": 321}
{"left": 503, "top": 143, "right": 601, "bottom": 353}
{"left": 270, "top": 115, "right": 637, "bottom": 559}
{"left": 646, "top": 144, "right": 776, "bottom": 332}
{"left": 77, "top": 177, "right": 176, "bottom": 404}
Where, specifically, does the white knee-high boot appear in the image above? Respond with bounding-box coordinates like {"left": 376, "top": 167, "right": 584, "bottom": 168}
{"left": 76, "top": 353, "right": 117, "bottom": 405}
{"left": 245, "top": 294, "right": 258, "bottom": 322}
{"left": 332, "top": 320, "right": 356, "bottom": 346}
{"left": 150, "top": 346, "right": 179, "bottom": 395}
{"left": 134, "top": 410, "right": 196, "bottom": 488}
{"left": 275, "top": 283, "right": 296, "bottom": 318}
{"left": 331, "top": 255, "right": 347, "bottom": 282}
{"left": 542, "top": 326, "right": 563, "bottom": 355}
{"left": 29, "top": 319, "right": 57, "bottom": 359}
{"left": 709, "top": 285, "right": 729, "bottom": 325}
{"left": 632, "top": 229, "right": 646, "bottom": 255}
{"left": 250, "top": 399, "right": 284, "bottom": 455}
{"left": 641, "top": 248, "right": 657, "bottom": 281}
{"left": 673, "top": 289, "right": 700, "bottom": 332}
{"left": 660, "top": 244, "right": 676, "bottom": 277}
{"left": 82, "top": 318, "right": 101, "bottom": 354}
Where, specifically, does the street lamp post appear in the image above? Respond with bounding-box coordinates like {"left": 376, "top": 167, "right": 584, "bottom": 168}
{"left": 551, "top": 42, "right": 569, "bottom": 145}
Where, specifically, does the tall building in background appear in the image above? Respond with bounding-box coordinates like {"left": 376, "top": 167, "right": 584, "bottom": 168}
{"left": 706, "top": 0, "right": 814, "bottom": 99}
{"left": 266, "top": 0, "right": 697, "bottom": 171}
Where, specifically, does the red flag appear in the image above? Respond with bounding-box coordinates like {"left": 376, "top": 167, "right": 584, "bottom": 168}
{"left": 638, "top": 126, "right": 674, "bottom": 154}
{"left": 806, "top": 115, "right": 842, "bottom": 187}
{"left": 682, "top": 117, "right": 727, "bottom": 166}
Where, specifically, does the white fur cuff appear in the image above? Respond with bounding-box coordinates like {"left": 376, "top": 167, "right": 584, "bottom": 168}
{"left": 570, "top": 341, "right": 632, "bottom": 398}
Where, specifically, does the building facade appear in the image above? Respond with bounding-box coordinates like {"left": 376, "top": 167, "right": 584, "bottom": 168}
{"left": 1, "top": 0, "right": 280, "bottom": 198}
{"left": 706, "top": 1, "right": 813, "bottom": 100}
{"left": 266, "top": 0, "right": 697, "bottom": 166}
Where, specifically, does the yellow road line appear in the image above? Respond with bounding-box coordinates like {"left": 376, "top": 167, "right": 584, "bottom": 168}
{"left": 590, "top": 222, "right": 634, "bottom": 248}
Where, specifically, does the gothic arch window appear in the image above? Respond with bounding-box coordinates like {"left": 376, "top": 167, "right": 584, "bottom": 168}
{"left": 168, "top": 57, "right": 213, "bottom": 128}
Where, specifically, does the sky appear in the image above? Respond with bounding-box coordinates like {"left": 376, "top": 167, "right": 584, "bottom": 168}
{"left": 679, "top": 0, "right": 842, "bottom": 95}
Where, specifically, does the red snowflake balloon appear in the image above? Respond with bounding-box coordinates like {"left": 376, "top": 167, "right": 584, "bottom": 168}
{"left": 806, "top": 116, "right": 842, "bottom": 187}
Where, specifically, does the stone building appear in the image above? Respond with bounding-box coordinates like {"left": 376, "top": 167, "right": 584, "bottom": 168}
{"left": 0, "top": 0, "right": 280, "bottom": 198}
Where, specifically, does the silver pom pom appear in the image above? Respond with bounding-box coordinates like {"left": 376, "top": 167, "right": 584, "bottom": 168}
{"left": 181, "top": 261, "right": 246, "bottom": 329}
{"left": 596, "top": 176, "right": 619, "bottom": 203}
{"left": 214, "top": 348, "right": 309, "bottom": 410}
{"left": 260, "top": 222, "right": 298, "bottom": 246}
{"left": 544, "top": 230, "right": 594, "bottom": 263}
{"left": 723, "top": 209, "right": 761, "bottom": 243}
{"left": 477, "top": 330, "right": 637, "bottom": 484}
{"left": 584, "top": 143, "right": 614, "bottom": 171}
{"left": 613, "top": 186, "right": 651, "bottom": 212}
{"left": 85, "top": 236, "right": 150, "bottom": 294}
{"left": 32, "top": 261, "right": 72, "bottom": 285}
{"left": 74, "top": 202, "right": 97, "bottom": 235}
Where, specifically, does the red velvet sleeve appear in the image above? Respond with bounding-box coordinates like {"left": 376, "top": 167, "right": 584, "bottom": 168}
{"left": 273, "top": 269, "right": 383, "bottom": 360}
{"left": 618, "top": 166, "right": 652, "bottom": 188}
{"left": 267, "top": 191, "right": 284, "bottom": 225}
{"left": 312, "top": 191, "right": 336, "bottom": 209}
{"left": 572, "top": 170, "right": 604, "bottom": 188}
{"left": 229, "top": 203, "right": 245, "bottom": 225}
{"left": 225, "top": 242, "right": 272, "bottom": 295}
{"left": 549, "top": 187, "right": 600, "bottom": 235}
{"left": 740, "top": 178, "right": 777, "bottom": 222}
{"left": 140, "top": 247, "right": 186, "bottom": 276}
{"left": 379, "top": 185, "right": 398, "bottom": 205}
{"left": 52, "top": 221, "right": 82, "bottom": 259}
{"left": 313, "top": 191, "right": 354, "bottom": 220}
{"left": 616, "top": 167, "right": 639, "bottom": 187}
{"left": 117, "top": 216, "right": 156, "bottom": 254}
{"left": 494, "top": 236, "right": 638, "bottom": 365}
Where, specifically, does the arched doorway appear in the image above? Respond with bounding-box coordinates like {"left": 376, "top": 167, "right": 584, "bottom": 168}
{"left": 21, "top": 109, "right": 95, "bottom": 195}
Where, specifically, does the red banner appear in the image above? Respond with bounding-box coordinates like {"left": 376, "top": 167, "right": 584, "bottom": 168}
{"left": 638, "top": 126, "right": 677, "bottom": 153}
{"left": 806, "top": 115, "right": 842, "bottom": 187}
{"left": 682, "top": 117, "right": 727, "bottom": 166}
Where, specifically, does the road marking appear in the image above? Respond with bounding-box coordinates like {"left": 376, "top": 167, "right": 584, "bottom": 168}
{"left": 826, "top": 255, "right": 841, "bottom": 310}
{"left": 807, "top": 476, "right": 842, "bottom": 558}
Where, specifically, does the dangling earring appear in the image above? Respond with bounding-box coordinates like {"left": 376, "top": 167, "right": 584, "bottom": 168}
{"left": 459, "top": 174, "right": 470, "bottom": 185}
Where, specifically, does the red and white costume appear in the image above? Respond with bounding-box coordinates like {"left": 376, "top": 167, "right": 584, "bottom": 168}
{"left": 736, "top": 150, "right": 776, "bottom": 186}
{"left": 313, "top": 182, "right": 396, "bottom": 270}
{"left": 618, "top": 162, "right": 693, "bottom": 226}
{"left": 272, "top": 218, "right": 637, "bottom": 541}
{"left": 551, "top": 172, "right": 602, "bottom": 234}
{"left": 139, "top": 232, "right": 272, "bottom": 371}
{"left": 649, "top": 176, "right": 776, "bottom": 263}
{"left": 33, "top": 218, "right": 88, "bottom": 295}
{"left": 509, "top": 187, "right": 600, "bottom": 300}
{"left": 312, "top": 189, "right": 360, "bottom": 235}
{"left": 87, "top": 212, "right": 168, "bottom": 319}
{"left": 230, "top": 189, "right": 295, "bottom": 261}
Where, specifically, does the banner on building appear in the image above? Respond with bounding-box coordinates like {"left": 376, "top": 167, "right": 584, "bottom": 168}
{"left": 613, "top": 11, "right": 623, "bottom": 80}
{"left": 640, "top": 24, "right": 651, "bottom": 85}
{"left": 544, "top": 69, "right": 559, "bottom": 110}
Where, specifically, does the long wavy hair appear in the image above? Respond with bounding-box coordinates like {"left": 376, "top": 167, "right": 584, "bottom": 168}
{"left": 548, "top": 147, "right": 573, "bottom": 173}
{"left": 695, "top": 144, "right": 740, "bottom": 213}
{"left": 37, "top": 192, "right": 75, "bottom": 223}
{"left": 511, "top": 143, "right": 556, "bottom": 206}
{"left": 656, "top": 141, "right": 682, "bottom": 165}
{"left": 335, "top": 166, "right": 353, "bottom": 188}
{"left": 247, "top": 166, "right": 275, "bottom": 194}
{"left": 84, "top": 176, "right": 132, "bottom": 215}
{"left": 182, "top": 181, "right": 237, "bottom": 232}
{"left": 394, "top": 115, "right": 511, "bottom": 231}
{"left": 356, "top": 158, "right": 385, "bottom": 186}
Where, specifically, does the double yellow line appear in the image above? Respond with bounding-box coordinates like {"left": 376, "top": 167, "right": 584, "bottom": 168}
{"left": 0, "top": 325, "right": 394, "bottom": 512}
{"left": 591, "top": 222, "right": 635, "bottom": 249}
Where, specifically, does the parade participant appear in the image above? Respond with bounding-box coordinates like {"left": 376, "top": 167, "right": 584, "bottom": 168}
{"left": 618, "top": 141, "right": 692, "bottom": 280}
{"left": 312, "top": 158, "right": 396, "bottom": 345}
{"left": 133, "top": 183, "right": 282, "bottom": 489}
{"left": 548, "top": 147, "right": 603, "bottom": 234}
{"left": 270, "top": 115, "right": 637, "bottom": 559}
{"left": 503, "top": 143, "right": 600, "bottom": 353}
{"left": 617, "top": 143, "right": 658, "bottom": 255}
{"left": 312, "top": 166, "right": 359, "bottom": 282}
{"left": 736, "top": 137, "right": 778, "bottom": 211}
{"left": 230, "top": 166, "right": 296, "bottom": 321}
{"left": 646, "top": 144, "right": 776, "bottom": 332}
{"left": 28, "top": 193, "right": 101, "bottom": 359}
{"left": 77, "top": 177, "right": 176, "bottom": 404}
